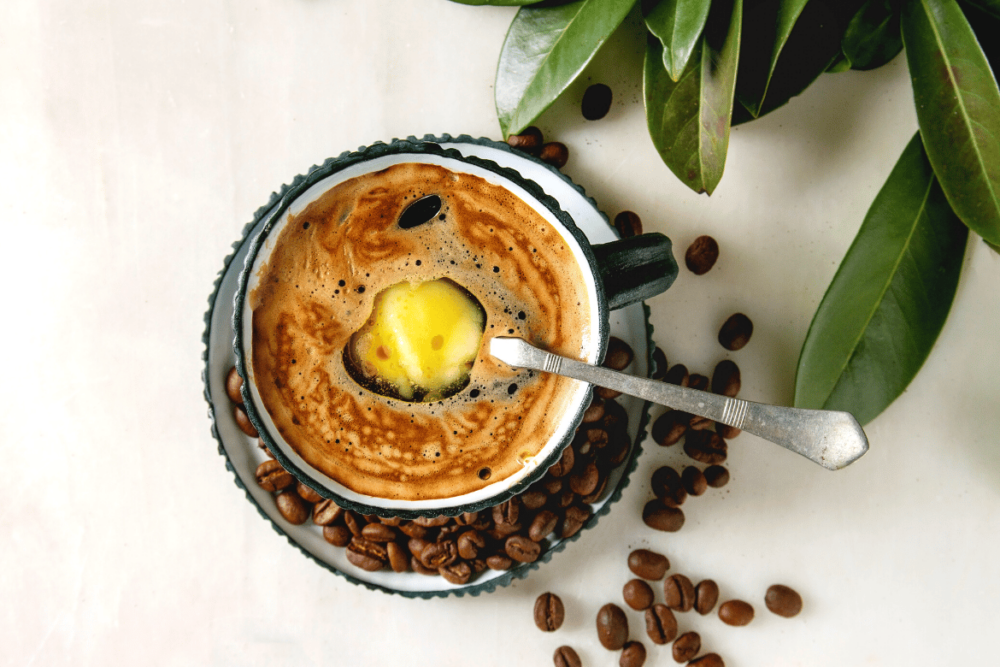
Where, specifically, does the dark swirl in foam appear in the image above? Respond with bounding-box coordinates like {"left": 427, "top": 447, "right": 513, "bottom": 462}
{"left": 249, "top": 162, "right": 590, "bottom": 501}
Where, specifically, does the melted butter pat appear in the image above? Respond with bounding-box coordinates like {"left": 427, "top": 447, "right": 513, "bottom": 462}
{"left": 350, "top": 279, "right": 485, "bottom": 401}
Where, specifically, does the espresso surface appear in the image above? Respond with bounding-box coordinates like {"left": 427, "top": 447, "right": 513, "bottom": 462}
{"left": 250, "top": 162, "right": 591, "bottom": 501}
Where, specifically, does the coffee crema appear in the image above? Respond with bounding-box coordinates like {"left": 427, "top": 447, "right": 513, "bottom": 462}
{"left": 249, "top": 162, "right": 591, "bottom": 501}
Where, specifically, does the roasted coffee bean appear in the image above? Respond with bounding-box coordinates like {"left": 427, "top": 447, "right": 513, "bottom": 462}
{"left": 553, "top": 487, "right": 576, "bottom": 510}
{"left": 413, "top": 514, "right": 450, "bottom": 528}
{"left": 225, "top": 366, "right": 244, "bottom": 404}
{"left": 507, "top": 126, "right": 543, "bottom": 155}
{"left": 386, "top": 541, "right": 409, "bottom": 573}
{"left": 554, "top": 646, "right": 582, "bottom": 667}
{"left": 439, "top": 560, "right": 472, "bottom": 585}
{"left": 718, "top": 313, "right": 753, "bottom": 351}
{"left": 688, "top": 654, "right": 724, "bottom": 667}
{"left": 436, "top": 523, "right": 462, "bottom": 541}
{"left": 542, "top": 475, "right": 564, "bottom": 495}
{"left": 595, "top": 385, "right": 622, "bottom": 400}
{"left": 602, "top": 398, "right": 629, "bottom": 433}
{"left": 580, "top": 473, "right": 609, "bottom": 504}
{"left": 420, "top": 540, "right": 458, "bottom": 569}
{"left": 540, "top": 142, "right": 569, "bottom": 168}
{"left": 628, "top": 549, "right": 669, "bottom": 580}
{"left": 682, "top": 466, "right": 708, "bottom": 496}
{"left": 664, "top": 574, "right": 695, "bottom": 611}
{"left": 346, "top": 536, "right": 388, "bottom": 572}
{"left": 234, "top": 405, "right": 259, "bottom": 437}
{"left": 672, "top": 631, "right": 701, "bottom": 663}
{"left": 651, "top": 346, "right": 668, "bottom": 380}
{"left": 486, "top": 553, "right": 513, "bottom": 571}
{"left": 254, "top": 460, "right": 294, "bottom": 492}
{"left": 398, "top": 521, "right": 428, "bottom": 539}
{"left": 582, "top": 83, "right": 613, "bottom": 120}
{"left": 715, "top": 422, "right": 742, "bottom": 439}
{"left": 506, "top": 534, "right": 542, "bottom": 563}
{"left": 711, "top": 359, "right": 741, "bottom": 397}
{"left": 596, "top": 603, "right": 629, "bottom": 650}
{"left": 652, "top": 411, "right": 689, "bottom": 447}
{"left": 470, "top": 557, "right": 488, "bottom": 574}
{"left": 559, "top": 504, "right": 591, "bottom": 538}
{"left": 620, "top": 640, "right": 647, "bottom": 667}
{"left": 718, "top": 599, "right": 754, "bottom": 626}
{"left": 765, "top": 584, "right": 803, "bottom": 618}
{"left": 407, "top": 537, "right": 431, "bottom": 558}
{"left": 623, "top": 579, "right": 655, "bottom": 610}
{"left": 644, "top": 604, "right": 678, "bottom": 644}
{"left": 312, "top": 499, "right": 343, "bottom": 526}
{"left": 493, "top": 497, "right": 521, "bottom": 525}
{"left": 685, "top": 235, "right": 719, "bottom": 275}
{"left": 603, "top": 336, "right": 634, "bottom": 370}
{"left": 256, "top": 437, "right": 274, "bottom": 458}
{"left": 688, "top": 373, "right": 710, "bottom": 392}
{"left": 601, "top": 431, "right": 630, "bottom": 467}
{"left": 614, "top": 211, "right": 643, "bottom": 238}
{"left": 453, "top": 511, "right": 479, "bottom": 526}
{"left": 642, "top": 500, "right": 685, "bottom": 532}
{"left": 704, "top": 465, "right": 730, "bottom": 488}
{"left": 650, "top": 466, "right": 686, "bottom": 507}
{"left": 549, "top": 446, "right": 575, "bottom": 478}
{"left": 583, "top": 395, "right": 606, "bottom": 423}
{"left": 410, "top": 555, "right": 438, "bottom": 575}
{"left": 529, "top": 510, "right": 559, "bottom": 542}
{"left": 521, "top": 489, "right": 548, "bottom": 510}
{"left": 534, "top": 592, "right": 565, "bottom": 632}
{"left": 569, "top": 460, "right": 600, "bottom": 496}
{"left": 587, "top": 427, "right": 609, "bottom": 447}
{"left": 343, "top": 511, "right": 365, "bottom": 536}
{"left": 457, "top": 530, "right": 486, "bottom": 559}
{"left": 688, "top": 415, "right": 713, "bottom": 431}
{"left": 664, "top": 364, "right": 690, "bottom": 386}
{"left": 684, "top": 430, "right": 728, "bottom": 465}
{"left": 695, "top": 579, "right": 720, "bottom": 615}
{"left": 489, "top": 520, "right": 523, "bottom": 540}
{"left": 295, "top": 487, "right": 322, "bottom": 507}
{"left": 322, "top": 524, "right": 351, "bottom": 547}
{"left": 274, "top": 490, "right": 308, "bottom": 525}
{"left": 361, "top": 522, "right": 397, "bottom": 543}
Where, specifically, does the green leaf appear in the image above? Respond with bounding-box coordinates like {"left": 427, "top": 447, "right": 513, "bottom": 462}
{"left": 643, "top": 0, "right": 713, "bottom": 81}
{"left": 735, "top": 0, "right": 854, "bottom": 118}
{"left": 644, "top": 0, "right": 742, "bottom": 194}
{"left": 902, "top": 0, "right": 1000, "bottom": 245}
{"left": 961, "top": 0, "right": 1000, "bottom": 19}
{"left": 826, "top": 49, "right": 854, "bottom": 72}
{"left": 495, "top": 0, "right": 637, "bottom": 137}
{"left": 449, "top": 0, "right": 545, "bottom": 5}
{"left": 842, "top": 0, "right": 903, "bottom": 70}
{"left": 794, "top": 133, "right": 968, "bottom": 425}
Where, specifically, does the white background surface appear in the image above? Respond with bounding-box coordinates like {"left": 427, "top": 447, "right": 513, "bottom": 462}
{"left": 2, "top": 1, "right": 998, "bottom": 665}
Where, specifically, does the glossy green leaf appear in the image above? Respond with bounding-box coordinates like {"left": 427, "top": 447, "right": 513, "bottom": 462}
{"left": 795, "top": 133, "right": 968, "bottom": 425}
{"left": 495, "top": 0, "right": 637, "bottom": 137}
{"left": 826, "top": 49, "right": 853, "bottom": 72}
{"left": 902, "top": 0, "right": 1000, "bottom": 245}
{"left": 961, "top": 0, "right": 1000, "bottom": 19}
{"left": 644, "top": 0, "right": 742, "bottom": 194}
{"left": 643, "top": 0, "right": 713, "bottom": 81}
{"left": 449, "top": 0, "right": 545, "bottom": 5}
{"left": 842, "top": 0, "right": 903, "bottom": 70}
{"left": 736, "top": 0, "right": 854, "bottom": 118}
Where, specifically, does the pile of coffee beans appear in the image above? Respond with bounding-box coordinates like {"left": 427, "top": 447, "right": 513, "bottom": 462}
{"left": 223, "top": 336, "right": 638, "bottom": 584}
{"left": 507, "top": 126, "right": 568, "bottom": 169}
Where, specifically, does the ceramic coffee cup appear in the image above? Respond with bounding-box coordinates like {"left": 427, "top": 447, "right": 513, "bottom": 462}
{"left": 233, "top": 138, "right": 677, "bottom": 518}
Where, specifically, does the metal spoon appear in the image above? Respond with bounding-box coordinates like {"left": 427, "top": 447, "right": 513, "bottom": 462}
{"left": 489, "top": 337, "right": 868, "bottom": 470}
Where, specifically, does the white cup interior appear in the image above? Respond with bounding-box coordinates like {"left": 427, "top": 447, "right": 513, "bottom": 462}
{"left": 238, "top": 150, "right": 604, "bottom": 513}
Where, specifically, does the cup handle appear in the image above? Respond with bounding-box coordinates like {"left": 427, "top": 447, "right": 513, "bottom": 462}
{"left": 591, "top": 233, "right": 678, "bottom": 310}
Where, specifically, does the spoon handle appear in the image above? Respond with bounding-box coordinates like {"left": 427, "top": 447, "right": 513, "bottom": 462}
{"left": 494, "top": 338, "right": 868, "bottom": 470}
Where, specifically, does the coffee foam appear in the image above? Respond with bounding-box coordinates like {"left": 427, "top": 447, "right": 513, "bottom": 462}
{"left": 250, "top": 162, "right": 591, "bottom": 501}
